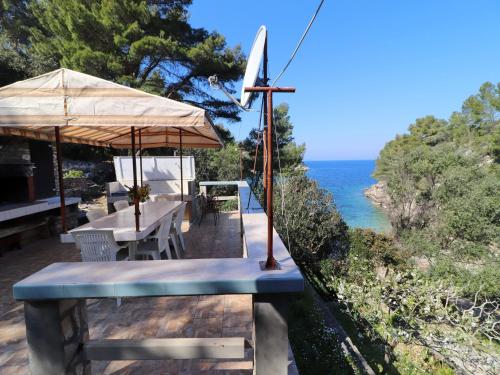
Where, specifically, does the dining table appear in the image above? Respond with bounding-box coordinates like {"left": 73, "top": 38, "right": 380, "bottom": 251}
{"left": 60, "top": 200, "right": 182, "bottom": 260}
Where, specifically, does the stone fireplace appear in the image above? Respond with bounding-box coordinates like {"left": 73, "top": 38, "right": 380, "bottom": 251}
{"left": 0, "top": 138, "right": 35, "bottom": 205}
{"left": 0, "top": 137, "right": 57, "bottom": 205}
{"left": 0, "top": 162, "right": 36, "bottom": 204}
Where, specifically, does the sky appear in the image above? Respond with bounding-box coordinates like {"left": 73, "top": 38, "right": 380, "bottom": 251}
{"left": 189, "top": 0, "right": 500, "bottom": 160}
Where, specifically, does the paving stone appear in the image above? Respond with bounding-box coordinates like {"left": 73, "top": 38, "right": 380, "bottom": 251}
{"left": 0, "top": 212, "right": 253, "bottom": 374}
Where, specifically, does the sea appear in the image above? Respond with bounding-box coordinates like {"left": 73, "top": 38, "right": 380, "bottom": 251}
{"left": 305, "top": 160, "right": 391, "bottom": 233}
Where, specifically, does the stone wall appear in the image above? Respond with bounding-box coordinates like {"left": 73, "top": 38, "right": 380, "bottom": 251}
{"left": 24, "top": 299, "right": 90, "bottom": 375}
{"left": 0, "top": 136, "right": 30, "bottom": 163}
{"left": 52, "top": 142, "right": 60, "bottom": 195}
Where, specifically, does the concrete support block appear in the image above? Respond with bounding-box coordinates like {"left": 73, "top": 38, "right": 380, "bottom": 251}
{"left": 24, "top": 299, "right": 90, "bottom": 375}
{"left": 253, "top": 294, "right": 289, "bottom": 375}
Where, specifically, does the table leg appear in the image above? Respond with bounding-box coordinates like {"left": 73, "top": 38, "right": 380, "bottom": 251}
{"left": 128, "top": 241, "right": 137, "bottom": 261}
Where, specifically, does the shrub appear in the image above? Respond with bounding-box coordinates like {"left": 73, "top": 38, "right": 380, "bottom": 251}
{"left": 349, "top": 228, "right": 402, "bottom": 267}
{"left": 273, "top": 174, "right": 349, "bottom": 263}
{"left": 289, "top": 289, "right": 354, "bottom": 375}
{"left": 63, "top": 169, "right": 84, "bottom": 179}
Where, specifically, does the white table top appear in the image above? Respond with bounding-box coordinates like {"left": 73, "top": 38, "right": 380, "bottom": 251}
{"left": 61, "top": 200, "right": 181, "bottom": 243}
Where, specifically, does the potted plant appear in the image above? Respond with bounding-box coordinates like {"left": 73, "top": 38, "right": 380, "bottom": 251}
{"left": 125, "top": 184, "right": 151, "bottom": 205}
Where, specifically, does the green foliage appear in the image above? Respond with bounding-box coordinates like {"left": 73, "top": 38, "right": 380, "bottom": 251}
{"left": 242, "top": 103, "right": 306, "bottom": 177}
{"left": 374, "top": 82, "right": 500, "bottom": 301}
{"left": 273, "top": 174, "right": 349, "bottom": 263}
{"left": 0, "top": 0, "right": 34, "bottom": 85}
{"left": 0, "top": 0, "right": 245, "bottom": 120}
{"left": 205, "top": 143, "right": 241, "bottom": 181}
{"left": 63, "top": 169, "right": 84, "bottom": 179}
{"left": 428, "top": 258, "right": 500, "bottom": 300}
{"left": 125, "top": 183, "right": 150, "bottom": 202}
{"left": 289, "top": 289, "right": 354, "bottom": 375}
{"left": 218, "top": 198, "right": 238, "bottom": 212}
{"left": 317, "top": 228, "right": 495, "bottom": 374}
{"left": 348, "top": 228, "right": 402, "bottom": 267}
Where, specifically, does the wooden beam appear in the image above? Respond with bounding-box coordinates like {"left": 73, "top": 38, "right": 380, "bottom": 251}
{"left": 83, "top": 338, "right": 245, "bottom": 361}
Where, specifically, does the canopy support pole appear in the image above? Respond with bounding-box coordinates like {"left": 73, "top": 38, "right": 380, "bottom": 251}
{"left": 244, "top": 86, "right": 295, "bottom": 270}
{"left": 54, "top": 127, "right": 66, "bottom": 233}
{"left": 131, "top": 127, "right": 140, "bottom": 232}
{"left": 179, "top": 129, "right": 184, "bottom": 201}
{"left": 139, "top": 128, "right": 143, "bottom": 187}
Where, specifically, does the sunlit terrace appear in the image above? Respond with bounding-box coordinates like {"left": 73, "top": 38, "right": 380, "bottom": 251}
{"left": 1, "top": 181, "right": 301, "bottom": 375}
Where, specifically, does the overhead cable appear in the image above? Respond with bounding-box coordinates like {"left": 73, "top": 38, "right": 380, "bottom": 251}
{"left": 271, "top": 0, "right": 326, "bottom": 86}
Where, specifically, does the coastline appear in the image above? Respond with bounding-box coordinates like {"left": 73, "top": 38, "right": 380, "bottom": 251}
{"left": 363, "top": 181, "right": 391, "bottom": 213}
{"left": 305, "top": 161, "right": 392, "bottom": 232}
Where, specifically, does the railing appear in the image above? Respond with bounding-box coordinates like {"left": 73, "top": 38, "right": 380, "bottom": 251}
{"left": 13, "top": 181, "right": 304, "bottom": 375}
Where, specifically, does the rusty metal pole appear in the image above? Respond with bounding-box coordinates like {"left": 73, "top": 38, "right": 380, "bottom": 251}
{"left": 54, "top": 127, "right": 66, "bottom": 233}
{"left": 244, "top": 87, "right": 295, "bottom": 270}
{"left": 262, "top": 37, "right": 268, "bottom": 213}
{"left": 265, "top": 90, "right": 276, "bottom": 269}
{"left": 131, "top": 127, "right": 140, "bottom": 232}
{"left": 139, "top": 128, "right": 143, "bottom": 187}
{"left": 179, "top": 129, "right": 184, "bottom": 201}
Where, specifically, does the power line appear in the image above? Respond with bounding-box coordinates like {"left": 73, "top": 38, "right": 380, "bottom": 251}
{"left": 271, "top": 0, "right": 326, "bottom": 86}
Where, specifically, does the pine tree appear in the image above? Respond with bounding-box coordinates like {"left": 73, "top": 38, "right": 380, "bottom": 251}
{"left": 0, "top": 0, "right": 246, "bottom": 121}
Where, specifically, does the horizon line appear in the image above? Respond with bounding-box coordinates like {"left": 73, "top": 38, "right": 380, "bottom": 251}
{"left": 304, "top": 159, "right": 377, "bottom": 162}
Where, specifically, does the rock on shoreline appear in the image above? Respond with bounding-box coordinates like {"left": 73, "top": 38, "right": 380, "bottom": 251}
{"left": 364, "top": 181, "right": 391, "bottom": 212}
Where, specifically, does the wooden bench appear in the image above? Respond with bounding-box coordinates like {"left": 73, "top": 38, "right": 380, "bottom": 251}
{"left": 0, "top": 217, "right": 49, "bottom": 255}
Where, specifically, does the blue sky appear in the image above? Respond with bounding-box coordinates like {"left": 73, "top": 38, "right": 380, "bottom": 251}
{"left": 189, "top": 1, "right": 500, "bottom": 160}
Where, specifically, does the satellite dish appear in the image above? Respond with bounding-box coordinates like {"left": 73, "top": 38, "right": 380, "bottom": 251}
{"left": 208, "top": 25, "right": 266, "bottom": 111}
{"left": 240, "top": 25, "right": 267, "bottom": 109}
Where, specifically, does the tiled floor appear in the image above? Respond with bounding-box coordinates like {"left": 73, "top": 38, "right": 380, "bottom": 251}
{"left": 0, "top": 211, "right": 253, "bottom": 374}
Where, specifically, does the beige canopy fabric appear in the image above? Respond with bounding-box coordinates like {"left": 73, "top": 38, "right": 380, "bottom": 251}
{"left": 0, "top": 68, "right": 223, "bottom": 148}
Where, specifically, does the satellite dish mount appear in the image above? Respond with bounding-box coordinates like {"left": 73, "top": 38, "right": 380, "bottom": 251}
{"left": 209, "top": 26, "right": 295, "bottom": 270}
{"left": 243, "top": 27, "right": 296, "bottom": 270}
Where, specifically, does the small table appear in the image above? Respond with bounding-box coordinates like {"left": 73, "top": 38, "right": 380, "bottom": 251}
{"left": 61, "top": 200, "right": 182, "bottom": 259}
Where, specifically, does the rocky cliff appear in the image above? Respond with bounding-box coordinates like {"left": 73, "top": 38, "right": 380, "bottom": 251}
{"left": 364, "top": 181, "right": 391, "bottom": 212}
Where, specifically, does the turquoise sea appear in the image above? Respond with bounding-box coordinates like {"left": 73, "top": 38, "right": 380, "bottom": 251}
{"left": 305, "top": 160, "right": 391, "bottom": 233}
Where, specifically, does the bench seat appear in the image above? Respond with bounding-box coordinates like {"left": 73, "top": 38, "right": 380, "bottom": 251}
{"left": 0, "top": 218, "right": 49, "bottom": 253}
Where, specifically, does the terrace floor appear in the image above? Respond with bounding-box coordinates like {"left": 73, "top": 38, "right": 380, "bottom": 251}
{"left": 0, "top": 211, "right": 254, "bottom": 374}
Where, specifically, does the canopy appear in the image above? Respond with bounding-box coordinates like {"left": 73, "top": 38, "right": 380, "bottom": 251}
{"left": 0, "top": 68, "right": 223, "bottom": 148}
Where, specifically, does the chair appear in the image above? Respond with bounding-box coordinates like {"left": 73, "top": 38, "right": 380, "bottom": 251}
{"left": 136, "top": 213, "right": 178, "bottom": 260}
{"left": 113, "top": 200, "right": 129, "bottom": 212}
{"left": 171, "top": 202, "right": 187, "bottom": 252}
{"left": 199, "top": 193, "right": 219, "bottom": 226}
{"left": 86, "top": 208, "right": 107, "bottom": 222}
{"left": 72, "top": 230, "right": 127, "bottom": 262}
{"left": 72, "top": 229, "right": 128, "bottom": 306}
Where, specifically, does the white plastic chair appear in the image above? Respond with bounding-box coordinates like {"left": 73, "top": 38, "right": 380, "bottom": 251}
{"left": 71, "top": 229, "right": 128, "bottom": 306}
{"left": 86, "top": 209, "right": 107, "bottom": 222}
{"left": 136, "top": 213, "right": 177, "bottom": 260}
{"left": 113, "top": 200, "right": 129, "bottom": 212}
{"left": 72, "top": 230, "right": 126, "bottom": 262}
{"left": 171, "top": 202, "right": 187, "bottom": 253}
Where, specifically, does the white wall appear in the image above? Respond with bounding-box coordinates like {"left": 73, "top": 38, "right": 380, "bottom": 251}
{"left": 113, "top": 156, "right": 195, "bottom": 182}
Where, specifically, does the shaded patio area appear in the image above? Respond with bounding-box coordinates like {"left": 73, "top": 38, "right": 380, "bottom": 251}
{"left": 0, "top": 212, "right": 253, "bottom": 374}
